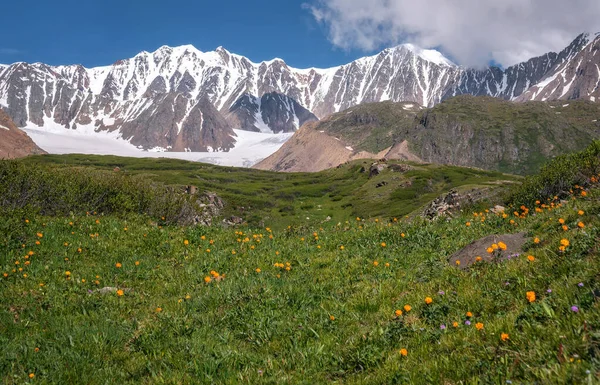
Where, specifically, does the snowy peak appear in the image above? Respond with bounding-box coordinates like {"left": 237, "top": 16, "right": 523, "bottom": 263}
{"left": 516, "top": 33, "right": 600, "bottom": 102}
{"left": 0, "top": 33, "right": 598, "bottom": 154}
{"left": 395, "top": 44, "right": 456, "bottom": 67}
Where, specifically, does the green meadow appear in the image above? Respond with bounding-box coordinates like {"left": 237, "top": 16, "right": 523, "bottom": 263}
{"left": 1, "top": 143, "right": 600, "bottom": 384}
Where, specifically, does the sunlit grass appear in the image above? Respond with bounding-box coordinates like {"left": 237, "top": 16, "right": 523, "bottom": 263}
{"left": 1, "top": 182, "right": 599, "bottom": 383}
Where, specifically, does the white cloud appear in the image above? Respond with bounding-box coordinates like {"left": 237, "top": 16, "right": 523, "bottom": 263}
{"left": 306, "top": 0, "right": 600, "bottom": 67}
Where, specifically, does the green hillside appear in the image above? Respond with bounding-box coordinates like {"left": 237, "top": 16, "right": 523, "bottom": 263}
{"left": 309, "top": 96, "right": 600, "bottom": 175}
{"left": 14, "top": 154, "right": 518, "bottom": 228}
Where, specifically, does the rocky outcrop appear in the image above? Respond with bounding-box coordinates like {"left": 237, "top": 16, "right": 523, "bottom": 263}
{"left": 193, "top": 191, "right": 225, "bottom": 226}
{"left": 422, "top": 189, "right": 461, "bottom": 220}
{"left": 0, "top": 108, "right": 45, "bottom": 159}
{"left": 449, "top": 232, "right": 528, "bottom": 268}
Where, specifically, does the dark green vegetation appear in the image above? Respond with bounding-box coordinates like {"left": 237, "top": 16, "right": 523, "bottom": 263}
{"left": 13, "top": 154, "right": 517, "bottom": 229}
{"left": 312, "top": 96, "right": 600, "bottom": 175}
{"left": 508, "top": 140, "right": 600, "bottom": 207}
{"left": 2, "top": 143, "right": 600, "bottom": 384}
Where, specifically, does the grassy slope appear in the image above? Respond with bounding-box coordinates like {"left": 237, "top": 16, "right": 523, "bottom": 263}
{"left": 1, "top": 180, "right": 599, "bottom": 384}
{"left": 308, "top": 96, "right": 600, "bottom": 175}
{"left": 17, "top": 154, "right": 518, "bottom": 229}
{"left": 412, "top": 96, "right": 600, "bottom": 175}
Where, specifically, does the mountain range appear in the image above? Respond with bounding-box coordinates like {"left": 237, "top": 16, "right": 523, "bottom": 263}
{"left": 0, "top": 33, "right": 599, "bottom": 153}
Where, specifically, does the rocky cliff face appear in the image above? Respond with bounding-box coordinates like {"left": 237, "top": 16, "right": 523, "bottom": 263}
{"left": 0, "top": 108, "right": 45, "bottom": 159}
{"left": 256, "top": 96, "right": 600, "bottom": 174}
{"left": 0, "top": 33, "right": 598, "bottom": 153}
{"left": 226, "top": 92, "right": 317, "bottom": 133}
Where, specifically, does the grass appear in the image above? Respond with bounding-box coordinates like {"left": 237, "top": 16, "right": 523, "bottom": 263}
{"left": 1, "top": 156, "right": 600, "bottom": 383}
{"left": 14, "top": 155, "right": 518, "bottom": 229}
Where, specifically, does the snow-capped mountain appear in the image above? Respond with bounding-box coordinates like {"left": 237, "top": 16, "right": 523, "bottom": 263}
{"left": 0, "top": 33, "right": 598, "bottom": 153}
{"left": 515, "top": 33, "right": 600, "bottom": 102}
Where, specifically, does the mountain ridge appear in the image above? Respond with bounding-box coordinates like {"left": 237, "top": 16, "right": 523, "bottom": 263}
{"left": 0, "top": 33, "right": 599, "bottom": 154}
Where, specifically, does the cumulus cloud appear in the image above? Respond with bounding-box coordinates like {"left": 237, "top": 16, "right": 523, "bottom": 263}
{"left": 306, "top": 0, "right": 600, "bottom": 67}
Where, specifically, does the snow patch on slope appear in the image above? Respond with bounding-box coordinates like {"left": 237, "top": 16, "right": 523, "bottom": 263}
{"left": 22, "top": 123, "right": 292, "bottom": 168}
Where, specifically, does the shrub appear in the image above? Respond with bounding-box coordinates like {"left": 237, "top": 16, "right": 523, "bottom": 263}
{"left": 506, "top": 140, "right": 600, "bottom": 206}
{"left": 0, "top": 161, "right": 200, "bottom": 224}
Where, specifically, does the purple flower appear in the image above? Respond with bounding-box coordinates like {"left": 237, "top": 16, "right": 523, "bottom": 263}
{"left": 465, "top": 320, "right": 471, "bottom": 326}
{"left": 440, "top": 324, "right": 446, "bottom": 330}
{"left": 505, "top": 282, "right": 510, "bottom": 286}
{"left": 571, "top": 306, "right": 579, "bottom": 312}
{"left": 578, "top": 282, "right": 584, "bottom": 287}
{"left": 438, "top": 290, "right": 445, "bottom": 295}
{"left": 547, "top": 289, "right": 552, "bottom": 293}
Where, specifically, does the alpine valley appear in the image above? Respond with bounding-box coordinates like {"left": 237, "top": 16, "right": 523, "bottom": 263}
{"left": 1, "top": 32, "right": 599, "bottom": 169}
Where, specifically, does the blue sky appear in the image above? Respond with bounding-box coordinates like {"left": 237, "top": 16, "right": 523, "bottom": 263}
{"left": 0, "top": 0, "right": 373, "bottom": 69}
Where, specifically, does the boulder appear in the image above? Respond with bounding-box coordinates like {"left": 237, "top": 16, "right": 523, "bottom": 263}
{"left": 449, "top": 232, "right": 528, "bottom": 268}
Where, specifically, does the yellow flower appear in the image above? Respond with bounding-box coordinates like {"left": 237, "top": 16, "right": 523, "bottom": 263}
{"left": 491, "top": 243, "right": 498, "bottom": 250}
{"left": 558, "top": 218, "right": 565, "bottom": 224}
{"left": 401, "top": 233, "right": 405, "bottom": 238}
{"left": 255, "top": 268, "right": 261, "bottom": 273}
{"left": 204, "top": 276, "right": 211, "bottom": 283}
{"left": 475, "top": 256, "right": 482, "bottom": 262}
{"left": 399, "top": 348, "right": 408, "bottom": 356}
{"left": 115, "top": 262, "right": 122, "bottom": 268}
{"left": 560, "top": 239, "right": 570, "bottom": 247}
{"left": 135, "top": 261, "right": 140, "bottom": 266}
{"left": 329, "top": 315, "right": 335, "bottom": 321}
{"left": 455, "top": 260, "right": 461, "bottom": 266}
{"left": 466, "top": 311, "right": 472, "bottom": 318}
{"left": 578, "top": 210, "right": 584, "bottom": 215}
{"left": 65, "top": 271, "right": 71, "bottom": 276}
{"left": 486, "top": 247, "right": 494, "bottom": 254}
{"left": 452, "top": 322, "right": 459, "bottom": 328}
{"left": 465, "top": 222, "right": 471, "bottom": 227}
{"left": 36, "top": 233, "right": 43, "bottom": 238}
{"left": 562, "top": 225, "right": 568, "bottom": 231}
{"left": 533, "top": 237, "right": 540, "bottom": 244}
{"left": 395, "top": 309, "right": 403, "bottom": 317}
{"left": 373, "top": 261, "right": 379, "bottom": 267}
{"left": 116, "top": 289, "right": 124, "bottom": 296}
{"left": 155, "top": 307, "right": 162, "bottom": 313}
{"left": 385, "top": 262, "right": 390, "bottom": 267}
{"left": 475, "top": 322, "right": 484, "bottom": 330}
{"left": 380, "top": 242, "right": 386, "bottom": 247}
{"left": 184, "top": 240, "right": 189, "bottom": 245}
{"left": 577, "top": 222, "right": 585, "bottom": 229}
{"left": 526, "top": 291, "right": 536, "bottom": 303}
{"left": 403, "top": 304, "right": 412, "bottom": 312}
{"left": 527, "top": 255, "right": 535, "bottom": 262}
{"left": 425, "top": 297, "right": 433, "bottom": 305}
{"left": 29, "top": 373, "right": 35, "bottom": 379}
{"left": 497, "top": 242, "right": 507, "bottom": 250}
{"left": 501, "top": 333, "right": 509, "bottom": 341}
